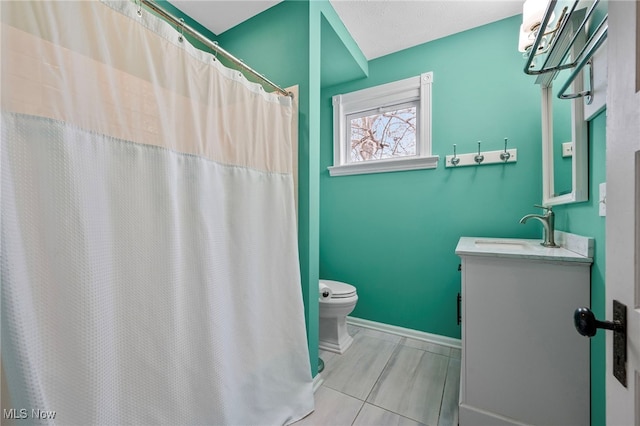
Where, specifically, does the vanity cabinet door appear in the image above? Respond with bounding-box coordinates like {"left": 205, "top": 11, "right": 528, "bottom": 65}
{"left": 459, "top": 255, "right": 590, "bottom": 426}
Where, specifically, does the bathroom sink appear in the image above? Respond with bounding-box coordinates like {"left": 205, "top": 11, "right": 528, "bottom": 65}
{"left": 473, "top": 239, "right": 529, "bottom": 250}
{"left": 456, "top": 236, "right": 593, "bottom": 263}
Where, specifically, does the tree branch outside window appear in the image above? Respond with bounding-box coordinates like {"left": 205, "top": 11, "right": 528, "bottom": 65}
{"left": 350, "top": 107, "right": 416, "bottom": 162}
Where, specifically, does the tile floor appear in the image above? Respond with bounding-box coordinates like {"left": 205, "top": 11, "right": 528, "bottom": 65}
{"left": 296, "top": 324, "right": 461, "bottom": 426}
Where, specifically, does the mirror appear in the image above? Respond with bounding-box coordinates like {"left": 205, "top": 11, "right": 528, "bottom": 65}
{"left": 553, "top": 68, "right": 576, "bottom": 197}
{"left": 534, "top": 0, "right": 608, "bottom": 206}
{"left": 541, "top": 77, "right": 588, "bottom": 206}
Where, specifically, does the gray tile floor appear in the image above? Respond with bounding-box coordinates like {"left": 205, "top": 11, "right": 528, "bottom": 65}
{"left": 296, "top": 325, "right": 461, "bottom": 426}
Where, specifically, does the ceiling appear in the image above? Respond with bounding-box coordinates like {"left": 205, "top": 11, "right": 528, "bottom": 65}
{"left": 171, "top": 0, "right": 523, "bottom": 60}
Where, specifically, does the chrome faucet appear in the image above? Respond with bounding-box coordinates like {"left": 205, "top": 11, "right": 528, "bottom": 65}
{"left": 519, "top": 205, "right": 558, "bottom": 247}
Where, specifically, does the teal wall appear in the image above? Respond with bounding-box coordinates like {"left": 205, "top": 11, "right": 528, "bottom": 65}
{"left": 320, "top": 15, "right": 543, "bottom": 339}
{"left": 553, "top": 110, "right": 606, "bottom": 426}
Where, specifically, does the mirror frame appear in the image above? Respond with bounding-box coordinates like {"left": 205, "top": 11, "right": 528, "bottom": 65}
{"left": 540, "top": 82, "right": 588, "bottom": 206}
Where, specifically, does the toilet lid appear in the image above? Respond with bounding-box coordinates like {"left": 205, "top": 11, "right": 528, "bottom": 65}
{"left": 320, "top": 279, "right": 356, "bottom": 299}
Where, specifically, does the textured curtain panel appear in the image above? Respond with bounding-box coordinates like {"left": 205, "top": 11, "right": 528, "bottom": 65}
{"left": 1, "top": 2, "right": 313, "bottom": 425}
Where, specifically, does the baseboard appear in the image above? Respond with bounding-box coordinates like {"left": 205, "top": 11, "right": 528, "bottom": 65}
{"left": 459, "top": 403, "right": 528, "bottom": 426}
{"left": 346, "top": 316, "right": 461, "bottom": 349}
{"left": 312, "top": 374, "right": 324, "bottom": 393}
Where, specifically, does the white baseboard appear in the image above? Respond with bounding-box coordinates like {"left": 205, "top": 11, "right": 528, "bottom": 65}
{"left": 312, "top": 374, "right": 324, "bottom": 393}
{"left": 346, "top": 316, "right": 461, "bottom": 349}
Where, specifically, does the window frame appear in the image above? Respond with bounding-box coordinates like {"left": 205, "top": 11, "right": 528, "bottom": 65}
{"left": 329, "top": 72, "right": 438, "bottom": 177}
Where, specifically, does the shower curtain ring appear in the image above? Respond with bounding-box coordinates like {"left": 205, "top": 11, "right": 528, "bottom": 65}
{"left": 178, "top": 18, "right": 185, "bottom": 43}
{"left": 136, "top": 0, "right": 142, "bottom": 17}
{"left": 212, "top": 41, "right": 219, "bottom": 62}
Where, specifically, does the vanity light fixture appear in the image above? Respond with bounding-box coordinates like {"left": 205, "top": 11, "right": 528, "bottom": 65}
{"left": 518, "top": 0, "right": 566, "bottom": 68}
{"left": 519, "top": 0, "right": 548, "bottom": 52}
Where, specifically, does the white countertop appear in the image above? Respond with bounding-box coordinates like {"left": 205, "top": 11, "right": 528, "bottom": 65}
{"left": 455, "top": 236, "right": 593, "bottom": 263}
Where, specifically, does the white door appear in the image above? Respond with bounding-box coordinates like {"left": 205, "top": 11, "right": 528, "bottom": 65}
{"left": 606, "top": 1, "right": 640, "bottom": 425}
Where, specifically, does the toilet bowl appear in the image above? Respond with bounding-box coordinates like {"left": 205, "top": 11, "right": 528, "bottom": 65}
{"left": 319, "top": 279, "right": 358, "bottom": 354}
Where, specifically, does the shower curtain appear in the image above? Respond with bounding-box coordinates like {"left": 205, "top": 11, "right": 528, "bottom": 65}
{"left": 1, "top": 1, "right": 314, "bottom": 424}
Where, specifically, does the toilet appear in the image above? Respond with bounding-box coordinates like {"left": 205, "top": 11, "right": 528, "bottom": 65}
{"left": 318, "top": 279, "right": 358, "bottom": 354}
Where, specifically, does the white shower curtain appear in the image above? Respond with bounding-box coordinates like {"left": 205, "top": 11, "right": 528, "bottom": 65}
{"left": 1, "top": 1, "right": 313, "bottom": 424}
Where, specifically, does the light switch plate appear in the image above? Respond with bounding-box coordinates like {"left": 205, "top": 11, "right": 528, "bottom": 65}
{"left": 562, "top": 142, "right": 573, "bottom": 157}
{"left": 599, "top": 182, "right": 606, "bottom": 216}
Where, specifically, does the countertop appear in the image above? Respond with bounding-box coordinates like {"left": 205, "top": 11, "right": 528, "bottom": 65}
{"left": 455, "top": 236, "right": 593, "bottom": 264}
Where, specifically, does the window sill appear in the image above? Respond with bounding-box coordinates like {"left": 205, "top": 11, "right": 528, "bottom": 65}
{"left": 327, "top": 155, "right": 439, "bottom": 177}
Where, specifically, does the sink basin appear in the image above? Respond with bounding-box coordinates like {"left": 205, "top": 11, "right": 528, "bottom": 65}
{"left": 474, "top": 239, "right": 529, "bottom": 250}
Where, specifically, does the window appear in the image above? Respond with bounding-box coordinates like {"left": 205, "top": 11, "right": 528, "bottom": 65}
{"left": 329, "top": 72, "right": 437, "bottom": 176}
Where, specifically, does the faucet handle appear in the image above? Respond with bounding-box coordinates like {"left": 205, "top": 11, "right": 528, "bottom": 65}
{"left": 534, "top": 204, "right": 553, "bottom": 212}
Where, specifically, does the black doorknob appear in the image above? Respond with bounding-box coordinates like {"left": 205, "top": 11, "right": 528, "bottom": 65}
{"left": 575, "top": 302, "right": 628, "bottom": 388}
{"left": 574, "top": 307, "right": 624, "bottom": 337}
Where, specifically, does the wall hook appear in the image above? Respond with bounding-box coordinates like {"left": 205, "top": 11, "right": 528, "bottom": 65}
{"left": 451, "top": 144, "right": 460, "bottom": 166}
{"left": 474, "top": 141, "right": 484, "bottom": 164}
{"left": 500, "top": 137, "right": 511, "bottom": 162}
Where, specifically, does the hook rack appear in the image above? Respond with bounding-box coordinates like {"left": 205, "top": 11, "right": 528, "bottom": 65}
{"left": 445, "top": 138, "right": 517, "bottom": 168}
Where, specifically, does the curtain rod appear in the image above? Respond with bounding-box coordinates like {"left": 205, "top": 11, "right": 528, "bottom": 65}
{"left": 140, "top": 0, "right": 292, "bottom": 98}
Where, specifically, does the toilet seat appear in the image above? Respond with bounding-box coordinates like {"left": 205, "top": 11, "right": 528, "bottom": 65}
{"left": 320, "top": 279, "right": 356, "bottom": 299}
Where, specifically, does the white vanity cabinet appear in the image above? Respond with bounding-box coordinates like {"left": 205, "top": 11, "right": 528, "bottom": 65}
{"left": 456, "top": 236, "right": 593, "bottom": 426}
